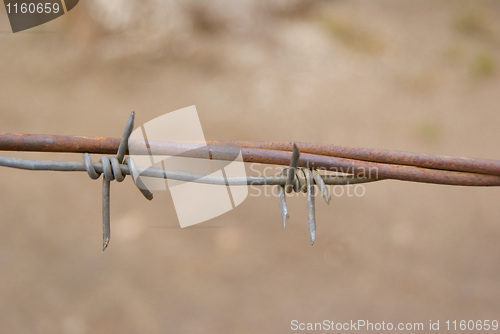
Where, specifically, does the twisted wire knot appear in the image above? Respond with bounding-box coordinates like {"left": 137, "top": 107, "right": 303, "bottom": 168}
{"left": 282, "top": 167, "right": 309, "bottom": 193}
{"left": 277, "top": 144, "right": 331, "bottom": 245}
{"left": 83, "top": 153, "right": 153, "bottom": 200}
{"left": 83, "top": 154, "right": 125, "bottom": 182}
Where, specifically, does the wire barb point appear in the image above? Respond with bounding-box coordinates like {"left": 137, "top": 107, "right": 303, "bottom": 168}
{"left": 313, "top": 169, "right": 331, "bottom": 204}
{"left": 102, "top": 178, "right": 111, "bottom": 251}
{"left": 277, "top": 171, "right": 290, "bottom": 229}
{"left": 277, "top": 166, "right": 321, "bottom": 244}
{"left": 303, "top": 168, "right": 316, "bottom": 245}
{"left": 103, "top": 238, "right": 110, "bottom": 251}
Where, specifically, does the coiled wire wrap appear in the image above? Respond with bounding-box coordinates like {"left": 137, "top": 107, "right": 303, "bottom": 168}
{"left": 83, "top": 154, "right": 153, "bottom": 200}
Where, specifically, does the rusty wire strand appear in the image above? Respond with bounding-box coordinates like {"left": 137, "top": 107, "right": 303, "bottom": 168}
{"left": 207, "top": 141, "right": 500, "bottom": 177}
{"left": 1, "top": 134, "right": 500, "bottom": 186}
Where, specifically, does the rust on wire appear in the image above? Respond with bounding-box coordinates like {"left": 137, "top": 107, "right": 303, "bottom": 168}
{"left": 1, "top": 133, "right": 500, "bottom": 186}
{"left": 211, "top": 140, "right": 500, "bottom": 177}
{"left": 2, "top": 134, "right": 500, "bottom": 177}
{"left": 0, "top": 133, "right": 121, "bottom": 154}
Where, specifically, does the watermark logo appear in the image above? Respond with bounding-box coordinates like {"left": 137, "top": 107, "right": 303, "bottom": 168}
{"left": 3, "top": 0, "right": 79, "bottom": 33}
{"left": 128, "top": 106, "right": 248, "bottom": 228}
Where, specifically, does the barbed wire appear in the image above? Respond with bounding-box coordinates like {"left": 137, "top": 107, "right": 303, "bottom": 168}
{"left": 2, "top": 134, "right": 500, "bottom": 186}
{"left": 1, "top": 112, "right": 499, "bottom": 250}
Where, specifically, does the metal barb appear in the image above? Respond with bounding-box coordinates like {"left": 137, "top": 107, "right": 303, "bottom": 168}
{"left": 116, "top": 111, "right": 135, "bottom": 163}
{"left": 101, "top": 111, "right": 136, "bottom": 250}
{"left": 303, "top": 168, "right": 316, "bottom": 245}
{"left": 277, "top": 166, "right": 319, "bottom": 243}
{"left": 123, "top": 157, "right": 154, "bottom": 200}
{"left": 313, "top": 169, "right": 331, "bottom": 204}
{"left": 296, "top": 168, "right": 307, "bottom": 193}
{"left": 102, "top": 178, "right": 111, "bottom": 250}
{"left": 285, "top": 144, "right": 300, "bottom": 193}
{"left": 278, "top": 170, "right": 290, "bottom": 228}
{"left": 277, "top": 186, "right": 289, "bottom": 229}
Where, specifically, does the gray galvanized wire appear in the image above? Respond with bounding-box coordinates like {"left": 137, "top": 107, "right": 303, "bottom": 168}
{"left": 0, "top": 155, "right": 376, "bottom": 186}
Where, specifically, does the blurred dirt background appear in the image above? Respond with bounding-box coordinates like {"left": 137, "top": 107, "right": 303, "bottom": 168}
{"left": 1, "top": 0, "right": 500, "bottom": 333}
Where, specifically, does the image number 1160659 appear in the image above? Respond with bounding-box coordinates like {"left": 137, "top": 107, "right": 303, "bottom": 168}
{"left": 5, "top": 2, "right": 60, "bottom": 14}
{"left": 3, "top": 0, "right": 79, "bottom": 32}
